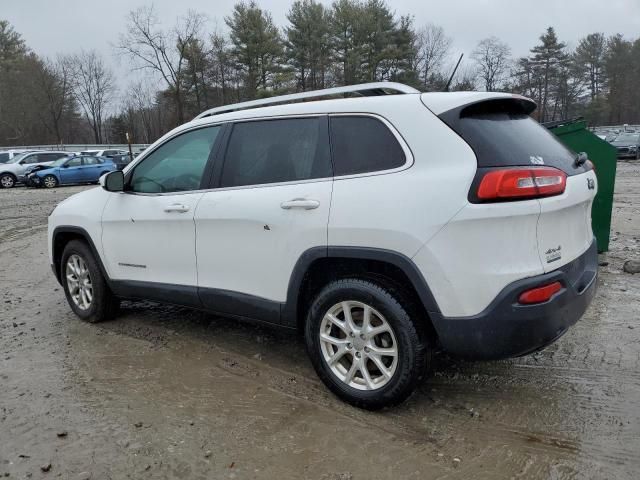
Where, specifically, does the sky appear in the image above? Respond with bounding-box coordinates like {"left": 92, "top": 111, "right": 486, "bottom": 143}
{"left": 3, "top": 0, "right": 640, "bottom": 94}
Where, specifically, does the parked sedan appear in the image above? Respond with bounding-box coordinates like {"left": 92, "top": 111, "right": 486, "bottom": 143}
{"left": 611, "top": 132, "right": 640, "bottom": 159}
{"left": 28, "top": 156, "right": 117, "bottom": 188}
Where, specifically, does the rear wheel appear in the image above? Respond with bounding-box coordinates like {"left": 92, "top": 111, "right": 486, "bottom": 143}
{"left": 305, "top": 278, "right": 430, "bottom": 410}
{"left": 43, "top": 174, "right": 58, "bottom": 188}
{"left": 61, "top": 240, "right": 119, "bottom": 323}
{"left": 0, "top": 173, "right": 16, "bottom": 188}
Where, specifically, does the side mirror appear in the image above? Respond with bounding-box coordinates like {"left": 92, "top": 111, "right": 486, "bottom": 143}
{"left": 101, "top": 170, "right": 124, "bottom": 192}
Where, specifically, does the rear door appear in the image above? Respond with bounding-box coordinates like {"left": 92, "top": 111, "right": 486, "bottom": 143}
{"left": 194, "top": 116, "right": 333, "bottom": 323}
{"left": 81, "top": 156, "right": 107, "bottom": 181}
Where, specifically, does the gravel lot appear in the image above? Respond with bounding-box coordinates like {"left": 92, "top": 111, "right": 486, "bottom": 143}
{"left": 1, "top": 164, "right": 639, "bottom": 479}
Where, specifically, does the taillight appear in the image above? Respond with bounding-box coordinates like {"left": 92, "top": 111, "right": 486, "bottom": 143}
{"left": 518, "top": 281, "right": 563, "bottom": 304}
{"left": 476, "top": 167, "right": 567, "bottom": 201}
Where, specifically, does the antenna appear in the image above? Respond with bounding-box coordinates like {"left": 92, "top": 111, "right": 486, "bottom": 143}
{"left": 444, "top": 53, "right": 464, "bottom": 92}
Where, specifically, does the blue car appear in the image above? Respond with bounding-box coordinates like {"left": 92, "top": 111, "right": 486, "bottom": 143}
{"left": 28, "top": 155, "right": 117, "bottom": 188}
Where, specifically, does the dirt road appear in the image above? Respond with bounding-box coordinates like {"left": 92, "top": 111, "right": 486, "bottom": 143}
{"left": 1, "top": 164, "right": 639, "bottom": 479}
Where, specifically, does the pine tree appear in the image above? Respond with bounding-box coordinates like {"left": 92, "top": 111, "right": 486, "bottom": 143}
{"left": 285, "top": 0, "right": 332, "bottom": 91}
{"left": 226, "top": 1, "right": 284, "bottom": 99}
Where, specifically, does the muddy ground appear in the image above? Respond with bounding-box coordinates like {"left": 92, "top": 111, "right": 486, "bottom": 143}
{"left": 0, "top": 163, "right": 639, "bottom": 480}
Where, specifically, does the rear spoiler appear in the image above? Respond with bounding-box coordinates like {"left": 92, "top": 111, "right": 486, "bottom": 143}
{"left": 421, "top": 92, "right": 536, "bottom": 117}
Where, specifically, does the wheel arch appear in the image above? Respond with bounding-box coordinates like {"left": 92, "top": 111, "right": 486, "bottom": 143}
{"left": 43, "top": 172, "right": 60, "bottom": 183}
{"left": 282, "top": 246, "right": 442, "bottom": 339}
{"left": 52, "top": 226, "right": 109, "bottom": 285}
{"left": 0, "top": 171, "right": 17, "bottom": 183}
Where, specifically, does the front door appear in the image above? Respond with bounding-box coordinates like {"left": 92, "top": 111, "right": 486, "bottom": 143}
{"left": 195, "top": 117, "right": 333, "bottom": 323}
{"left": 101, "top": 125, "right": 222, "bottom": 287}
{"left": 59, "top": 156, "right": 84, "bottom": 183}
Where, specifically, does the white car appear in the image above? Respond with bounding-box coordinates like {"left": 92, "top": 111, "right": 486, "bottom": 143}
{"left": 48, "top": 83, "right": 598, "bottom": 409}
{"left": 81, "top": 149, "right": 129, "bottom": 157}
{"left": 0, "top": 149, "right": 32, "bottom": 164}
{"left": 0, "top": 151, "right": 70, "bottom": 188}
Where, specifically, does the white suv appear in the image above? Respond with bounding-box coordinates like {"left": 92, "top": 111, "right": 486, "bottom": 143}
{"left": 48, "top": 83, "right": 598, "bottom": 409}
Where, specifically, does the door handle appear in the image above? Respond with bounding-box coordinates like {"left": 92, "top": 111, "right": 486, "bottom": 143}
{"left": 280, "top": 198, "right": 320, "bottom": 210}
{"left": 164, "top": 204, "right": 190, "bottom": 213}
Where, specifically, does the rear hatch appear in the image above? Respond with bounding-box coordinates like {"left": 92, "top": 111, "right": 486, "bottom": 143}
{"left": 433, "top": 95, "right": 597, "bottom": 272}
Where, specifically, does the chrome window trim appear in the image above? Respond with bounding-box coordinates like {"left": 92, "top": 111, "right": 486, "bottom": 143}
{"left": 122, "top": 112, "right": 413, "bottom": 197}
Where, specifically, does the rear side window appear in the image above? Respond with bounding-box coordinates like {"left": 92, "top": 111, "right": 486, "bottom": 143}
{"left": 220, "top": 117, "right": 331, "bottom": 188}
{"left": 440, "top": 99, "right": 586, "bottom": 175}
{"left": 329, "top": 116, "right": 406, "bottom": 176}
{"left": 83, "top": 157, "right": 101, "bottom": 165}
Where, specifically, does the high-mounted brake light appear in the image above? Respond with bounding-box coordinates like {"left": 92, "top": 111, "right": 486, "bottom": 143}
{"left": 477, "top": 167, "right": 567, "bottom": 201}
{"left": 518, "top": 281, "right": 563, "bottom": 305}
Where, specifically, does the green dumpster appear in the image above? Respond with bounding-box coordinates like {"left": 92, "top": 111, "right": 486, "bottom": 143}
{"left": 546, "top": 119, "right": 617, "bottom": 253}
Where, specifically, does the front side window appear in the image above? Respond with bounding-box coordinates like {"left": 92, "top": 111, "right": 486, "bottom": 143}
{"left": 220, "top": 117, "right": 331, "bottom": 188}
{"left": 66, "top": 157, "right": 82, "bottom": 167}
{"left": 330, "top": 116, "right": 406, "bottom": 176}
{"left": 129, "top": 126, "right": 220, "bottom": 193}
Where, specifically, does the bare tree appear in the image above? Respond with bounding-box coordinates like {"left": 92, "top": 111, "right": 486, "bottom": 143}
{"left": 415, "top": 24, "right": 451, "bottom": 90}
{"left": 128, "top": 81, "right": 164, "bottom": 143}
{"left": 472, "top": 36, "right": 511, "bottom": 91}
{"left": 70, "top": 50, "right": 115, "bottom": 143}
{"left": 116, "top": 6, "right": 206, "bottom": 125}
{"left": 36, "top": 56, "right": 75, "bottom": 144}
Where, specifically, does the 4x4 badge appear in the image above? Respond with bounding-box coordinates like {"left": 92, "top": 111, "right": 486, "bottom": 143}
{"left": 587, "top": 178, "right": 595, "bottom": 190}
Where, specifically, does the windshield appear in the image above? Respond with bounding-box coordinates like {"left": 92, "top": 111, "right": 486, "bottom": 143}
{"left": 9, "top": 152, "right": 30, "bottom": 163}
{"left": 614, "top": 133, "right": 639, "bottom": 143}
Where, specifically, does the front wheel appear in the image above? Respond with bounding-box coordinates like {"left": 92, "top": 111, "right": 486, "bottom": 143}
{"left": 61, "top": 240, "right": 119, "bottom": 323}
{"left": 0, "top": 173, "right": 16, "bottom": 188}
{"left": 43, "top": 174, "right": 59, "bottom": 188}
{"left": 305, "top": 278, "right": 430, "bottom": 410}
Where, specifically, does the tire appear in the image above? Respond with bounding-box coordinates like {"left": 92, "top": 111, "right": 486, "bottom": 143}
{"left": 305, "top": 278, "right": 430, "bottom": 410}
{"left": 43, "top": 174, "right": 59, "bottom": 189}
{"left": 0, "top": 173, "right": 16, "bottom": 188}
{"left": 61, "top": 240, "right": 119, "bottom": 323}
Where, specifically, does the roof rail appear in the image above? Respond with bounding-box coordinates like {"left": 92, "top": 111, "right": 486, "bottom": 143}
{"left": 194, "top": 82, "right": 420, "bottom": 119}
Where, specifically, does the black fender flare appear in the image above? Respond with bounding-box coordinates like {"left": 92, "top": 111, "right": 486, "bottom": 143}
{"left": 51, "top": 226, "right": 109, "bottom": 285}
{"left": 281, "top": 246, "right": 442, "bottom": 327}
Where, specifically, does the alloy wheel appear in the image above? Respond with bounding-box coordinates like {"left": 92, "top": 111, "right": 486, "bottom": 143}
{"left": 319, "top": 301, "right": 398, "bottom": 391}
{"left": 43, "top": 176, "right": 57, "bottom": 188}
{"left": 66, "top": 254, "right": 93, "bottom": 310}
{"left": 0, "top": 175, "right": 15, "bottom": 188}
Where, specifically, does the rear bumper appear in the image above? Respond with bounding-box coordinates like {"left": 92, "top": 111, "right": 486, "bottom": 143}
{"left": 431, "top": 239, "right": 598, "bottom": 360}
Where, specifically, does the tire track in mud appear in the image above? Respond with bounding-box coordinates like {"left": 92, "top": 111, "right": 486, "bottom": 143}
{"left": 2, "top": 169, "right": 640, "bottom": 479}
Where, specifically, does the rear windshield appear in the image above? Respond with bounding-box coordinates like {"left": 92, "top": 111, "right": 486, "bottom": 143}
{"left": 440, "top": 100, "right": 587, "bottom": 175}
